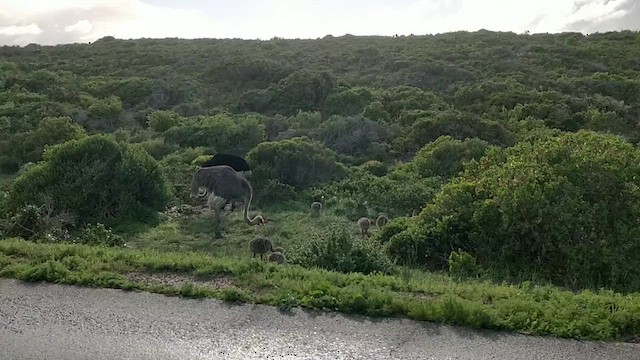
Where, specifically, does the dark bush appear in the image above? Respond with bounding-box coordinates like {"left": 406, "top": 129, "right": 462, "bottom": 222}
{"left": 386, "top": 131, "right": 640, "bottom": 292}
{"left": 288, "top": 227, "right": 392, "bottom": 275}
{"left": 247, "top": 136, "right": 347, "bottom": 190}
{"left": 7, "top": 135, "right": 173, "bottom": 226}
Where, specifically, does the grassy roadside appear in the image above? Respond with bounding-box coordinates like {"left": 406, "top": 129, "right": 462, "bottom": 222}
{"left": 1, "top": 237, "right": 639, "bottom": 342}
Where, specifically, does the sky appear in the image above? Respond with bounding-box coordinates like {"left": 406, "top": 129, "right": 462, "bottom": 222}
{"left": 0, "top": 0, "right": 638, "bottom": 46}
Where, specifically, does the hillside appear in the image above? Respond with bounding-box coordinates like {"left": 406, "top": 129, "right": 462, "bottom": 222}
{"left": 2, "top": 30, "right": 640, "bottom": 341}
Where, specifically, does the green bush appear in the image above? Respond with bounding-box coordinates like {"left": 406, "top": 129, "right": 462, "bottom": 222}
{"left": 448, "top": 249, "right": 481, "bottom": 279}
{"left": 74, "top": 223, "right": 124, "bottom": 247}
{"left": 247, "top": 136, "right": 347, "bottom": 190}
{"left": 0, "top": 203, "right": 75, "bottom": 242}
{"left": 409, "top": 136, "right": 491, "bottom": 179}
{"left": 288, "top": 227, "right": 392, "bottom": 275}
{"left": 386, "top": 131, "right": 640, "bottom": 292}
{"left": 319, "top": 169, "right": 441, "bottom": 219}
{"left": 147, "top": 110, "right": 180, "bottom": 132}
{"left": 7, "top": 135, "right": 173, "bottom": 226}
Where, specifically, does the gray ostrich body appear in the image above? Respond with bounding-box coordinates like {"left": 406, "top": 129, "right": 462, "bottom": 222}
{"left": 268, "top": 252, "right": 287, "bottom": 264}
{"left": 191, "top": 165, "right": 264, "bottom": 238}
{"left": 375, "top": 213, "right": 388, "bottom": 229}
{"left": 250, "top": 236, "right": 274, "bottom": 260}
{"left": 310, "top": 201, "right": 322, "bottom": 217}
{"left": 357, "top": 217, "right": 371, "bottom": 239}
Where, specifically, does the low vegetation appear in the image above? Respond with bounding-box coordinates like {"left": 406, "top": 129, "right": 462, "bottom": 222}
{"left": 1, "top": 237, "right": 639, "bottom": 342}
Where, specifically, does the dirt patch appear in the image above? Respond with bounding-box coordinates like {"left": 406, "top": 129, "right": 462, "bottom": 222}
{"left": 125, "top": 272, "right": 234, "bottom": 289}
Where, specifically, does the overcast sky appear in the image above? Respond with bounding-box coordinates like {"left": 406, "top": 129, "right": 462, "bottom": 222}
{"left": 0, "top": 0, "right": 638, "bottom": 46}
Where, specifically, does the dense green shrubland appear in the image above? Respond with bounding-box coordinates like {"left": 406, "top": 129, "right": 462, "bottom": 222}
{"left": 1, "top": 30, "right": 640, "bottom": 303}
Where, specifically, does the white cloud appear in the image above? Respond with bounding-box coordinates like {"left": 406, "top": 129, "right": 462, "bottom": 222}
{"left": 65, "top": 20, "right": 93, "bottom": 34}
{"left": 0, "top": 0, "right": 638, "bottom": 46}
{"left": 0, "top": 23, "right": 42, "bottom": 36}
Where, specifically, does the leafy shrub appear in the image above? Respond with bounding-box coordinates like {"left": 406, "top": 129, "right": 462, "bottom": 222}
{"left": 7, "top": 135, "right": 173, "bottom": 226}
{"left": 409, "top": 136, "right": 491, "bottom": 179}
{"left": 288, "top": 227, "right": 392, "bottom": 275}
{"left": 318, "top": 169, "right": 441, "bottom": 219}
{"left": 74, "top": 223, "right": 124, "bottom": 247}
{"left": 448, "top": 249, "right": 481, "bottom": 279}
{"left": 147, "top": 110, "right": 180, "bottom": 132}
{"left": 164, "top": 114, "right": 265, "bottom": 155}
{"left": 247, "top": 136, "right": 347, "bottom": 190}
{"left": 135, "top": 138, "right": 179, "bottom": 160}
{"left": 387, "top": 131, "right": 640, "bottom": 292}
{"left": 1, "top": 202, "right": 75, "bottom": 241}
{"left": 357, "top": 160, "right": 388, "bottom": 176}
{"left": 377, "top": 217, "right": 412, "bottom": 244}
{"left": 315, "top": 115, "right": 399, "bottom": 162}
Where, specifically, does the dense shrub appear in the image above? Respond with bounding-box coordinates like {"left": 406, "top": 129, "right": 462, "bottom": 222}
{"left": 7, "top": 135, "right": 173, "bottom": 226}
{"left": 164, "top": 114, "right": 265, "bottom": 155}
{"left": 147, "top": 110, "right": 180, "bottom": 132}
{"left": 288, "top": 227, "right": 392, "bottom": 275}
{"left": 247, "top": 136, "right": 347, "bottom": 190}
{"left": 315, "top": 115, "right": 399, "bottom": 162}
{"left": 386, "top": 131, "right": 640, "bottom": 292}
{"left": 318, "top": 167, "right": 441, "bottom": 219}
{"left": 0, "top": 202, "right": 75, "bottom": 241}
{"left": 74, "top": 223, "right": 124, "bottom": 247}
{"left": 408, "top": 136, "right": 491, "bottom": 179}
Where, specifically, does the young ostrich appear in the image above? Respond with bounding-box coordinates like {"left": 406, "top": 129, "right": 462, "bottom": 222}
{"left": 375, "top": 213, "right": 389, "bottom": 229}
{"left": 310, "top": 201, "right": 322, "bottom": 217}
{"left": 249, "top": 236, "right": 274, "bottom": 260}
{"left": 268, "top": 252, "right": 287, "bottom": 264}
{"left": 191, "top": 165, "right": 265, "bottom": 238}
{"left": 357, "top": 217, "right": 371, "bottom": 239}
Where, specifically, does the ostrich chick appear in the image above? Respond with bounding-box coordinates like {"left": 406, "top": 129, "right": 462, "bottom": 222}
{"left": 249, "top": 236, "right": 274, "bottom": 260}
{"left": 375, "top": 213, "right": 389, "bottom": 229}
{"left": 357, "top": 217, "right": 371, "bottom": 239}
{"left": 268, "top": 252, "right": 287, "bottom": 264}
{"left": 310, "top": 201, "right": 322, "bottom": 217}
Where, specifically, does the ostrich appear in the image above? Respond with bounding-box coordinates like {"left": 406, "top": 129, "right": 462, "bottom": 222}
{"left": 273, "top": 246, "right": 285, "bottom": 254}
{"left": 375, "top": 213, "right": 389, "bottom": 229}
{"left": 249, "top": 236, "right": 274, "bottom": 260}
{"left": 310, "top": 201, "right": 322, "bottom": 217}
{"left": 357, "top": 217, "right": 371, "bottom": 239}
{"left": 268, "top": 252, "right": 287, "bottom": 264}
{"left": 201, "top": 153, "right": 252, "bottom": 211}
{"left": 201, "top": 153, "right": 252, "bottom": 180}
{"left": 190, "top": 165, "right": 265, "bottom": 238}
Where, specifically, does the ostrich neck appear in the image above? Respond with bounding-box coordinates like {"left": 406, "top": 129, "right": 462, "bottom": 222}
{"left": 243, "top": 182, "right": 262, "bottom": 225}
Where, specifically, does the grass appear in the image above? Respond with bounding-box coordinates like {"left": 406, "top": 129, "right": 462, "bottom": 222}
{"left": 123, "top": 206, "right": 355, "bottom": 258}
{"left": 1, "top": 236, "right": 639, "bottom": 342}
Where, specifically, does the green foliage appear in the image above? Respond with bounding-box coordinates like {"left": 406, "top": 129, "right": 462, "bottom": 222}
{"left": 323, "top": 86, "right": 376, "bottom": 117}
{"left": 388, "top": 131, "right": 640, "bottom": 292}
{"left": 409, "top": 136, "right": 491, "bottom": 179}
{"left": 315, "top": 115, "right": 399, "bottom": 162}
{"left": 318, "top": 169, "right": 441, "bottom": 219}
{"left": 2, "top": 237, "right": 640, "bottom": 342}
{"left": 7, "top": 135, "right": 172, "bottom": 226}
{"left": 448, "top": 249, "right": 481, "bottom": 279}
{"left": 398, "top": 110, "right": 515, "bottom": 152}
{"left": 247, "top": 136, "right": 347, "bottom": 190}
{"left": 74, "top": 223, "right": 124, "bottom": 247}
{"left": 287, "top": 227, "right": 392, "bottom": 275}
{"left": 0, "top": 203, "right": 74, "bottom": 242}
{"left": 357, "top": 160, "right": 388, "bottom": 176}
{"left": 87, "top": 95, "right": 123, "bottom": 119}
{"left": 164, "top": 114, "right": 265, "bottom": 155}
{"left": 147, "top": 110, "right": 180, "bottom": 132}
